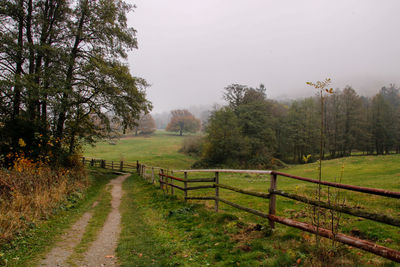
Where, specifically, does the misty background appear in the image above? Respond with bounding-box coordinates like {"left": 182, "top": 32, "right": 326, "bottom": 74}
{"left": 126, "top": 0, "right": 400, "bottom": 123}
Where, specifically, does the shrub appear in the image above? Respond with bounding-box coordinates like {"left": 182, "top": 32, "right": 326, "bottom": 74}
{"left": 179, "top": 136, "right": 204, "bottom": 156}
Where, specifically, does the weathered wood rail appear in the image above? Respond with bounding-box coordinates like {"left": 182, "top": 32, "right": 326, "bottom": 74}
{"left": 81, "top": 157, "right": 400, "bottom": 263}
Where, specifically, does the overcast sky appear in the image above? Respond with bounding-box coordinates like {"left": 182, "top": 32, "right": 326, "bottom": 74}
{"left": 126, "top": 0, "right": 400, "bottom": 113}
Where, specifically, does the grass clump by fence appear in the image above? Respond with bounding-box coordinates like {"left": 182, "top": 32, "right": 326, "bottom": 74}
{"left": 0, "top": 154, "right": 88, "bottom": 246}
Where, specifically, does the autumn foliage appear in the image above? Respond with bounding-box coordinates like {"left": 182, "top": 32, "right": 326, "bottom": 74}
{"left": 133, "top": 113, "right": 156, "bottom": 135}
{"left": 0, "top": 153, "right": 87, "bottom": 244}
{"left": 166, "top": 110, "right": 201, "bottom": 136}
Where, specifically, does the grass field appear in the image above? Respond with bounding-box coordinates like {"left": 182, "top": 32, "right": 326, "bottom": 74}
{"left": 84, "top": 131, "right": 400, "bottom": 266}
{"left": 84, "top": 130, "right": 196, "bottom": 169}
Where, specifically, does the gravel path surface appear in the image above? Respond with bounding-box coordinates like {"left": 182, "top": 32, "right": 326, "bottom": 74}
{"left": 39, "top": 211, "right": 93, "bottom": 266}
{"left": 40, "top": 173, "right": 129, "bottom": 267}
{"left": 78, "top": 173, "right": 129, "bottom": 267}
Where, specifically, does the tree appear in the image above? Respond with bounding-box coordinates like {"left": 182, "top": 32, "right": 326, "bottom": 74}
{"left": 223, "top": 84, "right": 248, "bottom": 112}
{"left": 371, "top": 93, "right": 396, "bottom": 154}
{"left": 202, "top": 107, "right": 248, "bottom": 166}
{"left": 199, "top": 83, "right": 277, "bottom": 169}
{"left": 0, "top": 0, "right": 151, "bottom": 167}
{"left": 166, "top": 110, "right": 201, "bottom": 136}
{"left": 133, "top": 113, "right": 156, "bottom": 135}
{"left": 285, "top": 98, "right": 319, "bottom": 162}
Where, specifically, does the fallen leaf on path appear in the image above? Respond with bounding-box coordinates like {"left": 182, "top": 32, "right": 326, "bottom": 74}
{"left": 105, "top": 255, "right": 115, "bottom": 258}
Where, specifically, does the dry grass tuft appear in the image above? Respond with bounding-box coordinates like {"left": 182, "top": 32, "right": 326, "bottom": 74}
{"left": 0, "top": 155, "right": 88, "bottom": 244}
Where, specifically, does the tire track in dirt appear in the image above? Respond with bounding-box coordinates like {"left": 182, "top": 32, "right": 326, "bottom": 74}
{"left": 39, "top": 211, "right": 93, "bottom": 266}
{"left": 77, "top": 173, "right": 129, "bottom": 266}
{"left": 40, "top": 173, "right": 129, "bottom": 266}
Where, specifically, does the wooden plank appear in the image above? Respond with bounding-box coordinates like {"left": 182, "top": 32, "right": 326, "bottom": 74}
{"left": 216, "top": 183, "right": 270, "bottom": 199}
{"left": 171, "top": 171, "right": 174, "bottom": 195}
{"left": 187, "top": 178, "right": 216, "bottom": 183}
{"left": 159, "top": 174, "right": 215, "bottom": 183}
{"left": 273, "top": 171, "right": 400, "bottom": 199}
{"left": 186, "top": 185, "right": 215, "bottom": 191}
{"left": 159, "top": 181, "right": 185, "bottom": 191}
{"left": 273, "top": 189, "right": 400, "bottom": 227}
{"left": 215, "top": 172, "right": 219, "bottom": 212}
{"left": 217, "top": 197, "right": 269, "bottom": 218}
{"left": 159, "top": 173, "right": 185, "bottom": 182}
{"left": 159, "top": 169, "right": 164, "bottom": 191}
{"left": 175, "top": 169, "right": 272, "bottom": 174}
{"left": 185, "top": 197, "right": 215, "bottom": 200}
{"left": 269, "top": 215, "right": 400, "bottom": 263}
{"left": 269, "top": 173, "right": 277, "bottom": 228}
{"left": 184, "top": 172, "right": 188, "bottom": 202}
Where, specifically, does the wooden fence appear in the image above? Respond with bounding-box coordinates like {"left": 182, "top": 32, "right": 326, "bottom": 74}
{"left": 81, "top": 157, "right": 400, "bottom": 263}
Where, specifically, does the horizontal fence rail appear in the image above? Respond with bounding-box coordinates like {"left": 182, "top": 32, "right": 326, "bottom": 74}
{"left": 273, "top": 171, "right": 400, "bottom": 199}
{"left": 81, "top": 157, "right": 400, "bottom": 263}
{"left": 272, "top": 189, "right": 400, "bottom": 227}
{"left": 269, "top": 215, "right": 400, "bottom": 262}
{"left": 215, "top": 183, "right": 270, "bottom": 199}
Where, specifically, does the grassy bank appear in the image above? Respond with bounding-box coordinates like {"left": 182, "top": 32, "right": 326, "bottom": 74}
{"left": 117, "top": 174, "right": 374, "bottom": 266}
{"left": 0, "top": 168, "right": 116, "bottom": 266}
{"left": 85, "top": 133, "right": 400, "bottom": 265}
{"left": 118, "top": 174, "right": 304, "bottom": 266}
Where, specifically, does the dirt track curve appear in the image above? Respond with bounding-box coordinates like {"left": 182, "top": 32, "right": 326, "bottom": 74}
{"left": 40, "top": 173, "right": 129, "bottom": 267}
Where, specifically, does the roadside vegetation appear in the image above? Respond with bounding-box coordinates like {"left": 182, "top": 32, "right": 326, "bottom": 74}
{"left": 0, "top": 155, "right": 87, "bottom": 246}
{"left": 0, "top": 168, "right": 116, "bottom": 266}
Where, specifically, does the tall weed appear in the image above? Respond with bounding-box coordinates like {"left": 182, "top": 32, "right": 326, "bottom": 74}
{"left": 0, "top": 154, "right": 87, "bottom": 244}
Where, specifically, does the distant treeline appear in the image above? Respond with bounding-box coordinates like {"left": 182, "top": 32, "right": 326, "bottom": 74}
{"left": 193, "top": 83, "right": 400, "bottom": 168}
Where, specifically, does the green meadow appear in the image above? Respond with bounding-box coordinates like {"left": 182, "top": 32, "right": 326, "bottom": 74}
{"left": 84, "top": 131, "right": 400, "bottom": 266}
{"left": 84, "top": 130, "right": 196, "bottom": 169}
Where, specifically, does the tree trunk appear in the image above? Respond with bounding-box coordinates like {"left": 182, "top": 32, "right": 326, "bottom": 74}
{"left": 12, "top": 0, "right": 25, "bottom": 120}
{"left": 26, "top": 0, "right": 38, "bottom": 121}
{"left": 56, "top": 1, "right": 87, "bottom": 139}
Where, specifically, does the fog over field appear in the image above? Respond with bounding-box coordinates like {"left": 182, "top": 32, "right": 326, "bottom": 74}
{"left": 126, "top": 0, "right": 400, "bottom": 113}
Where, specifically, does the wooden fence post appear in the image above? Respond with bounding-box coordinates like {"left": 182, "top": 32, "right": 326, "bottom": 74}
{"left": 82, "top": 157, "right": 85, "bottom": 165}
{"left": 120, "top": 161, "right": 123, "bottom": 172}
{"left": 151, "top": 167, "right": 155, "bottom": 184}
{"left": 111, "top": 161, "right": 114, "bottom": 170}
{"left": 166, "top": 170, "right": 169, "bottom": 194}
{"left": 101, "top": 160, "right": 105, "bottom": 168}
{"left": 184, "top": 172, "right": 188, "bottom": 202}
{"left": 90, "top": 159, "right": 94, "bottom": 167}
{"left": 170, "top": 171, "right": 174, "bottom": 195}
{"left": 269, "top": 172, "right": 277, "bottom": 229}
{"left": 136, "top": 160, "right": 139, "bottom": 173}
{"left": 160, "top": 169, "right": 164, "bottom": 192}
{"left": 215, "top": 172, "right": 219, "bottom": 212}
{"left": 144, "top": 165, "right": 146, "bottom": 180}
